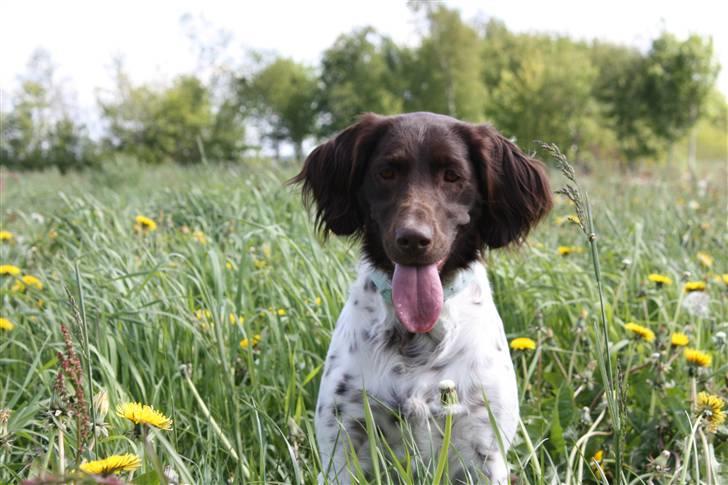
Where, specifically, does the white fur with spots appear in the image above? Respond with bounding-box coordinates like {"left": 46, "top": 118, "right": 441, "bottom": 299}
{"left": 315, "top": 260, "right": 518, "bottom": 484}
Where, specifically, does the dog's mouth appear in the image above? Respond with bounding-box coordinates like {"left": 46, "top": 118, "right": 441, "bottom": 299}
{"left": 391, "top": 259, "right": 445, "bottom": 334}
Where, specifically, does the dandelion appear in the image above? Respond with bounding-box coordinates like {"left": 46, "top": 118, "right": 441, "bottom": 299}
{"left": 624, "top": 322, "right": 655, "bottom": 343}
{"left": 592, "top": 449, "right": 604, "bottom": 464}
{"left": 79, "top": 454, "right": 141, "bottom": 475}
{"left": 670, "top": 332, "right": 689, "bottom": 347}
{"left": 240, "top": 334, "right": 262, "bottom": 349}
{"left": 684, "top": 348, "right": 712, "bottom": 368}
{"left": 192, "top": 230, "right": 207, "bottom": 245}
{"left": 228, "top": 313, "right": 244, "bottom": 325}
{"left": 696, "top": 251, "right": 713, "bottom": 268}
{"left": 277, "top": 308, "right": 287, "bottom": 316}
{"left": 557, "top": 245, "right": 584, "bottom": 256}
{"left": 314, "top": 297, "right": 322, "bottom": 306}
{"left": 254, "top": 258, "right": 267, "bottom": 269}
{"left": 0, "top": 317, "right": 15, "bottom": 331}
{"left": 0, "top": 264, "right": 21, "bottom": 276}
{"left": 11, "top": 274, "right": 43, "bottom": 293}
{"left": 225, "top": 260, "right": 235, "bottom": 270}
{"left": 133, "top": 215, "right": 157, "bottom": 232}
{"left": 21, "top": 275, "right": 43, "bottom": 290}
{"left": 696, "top": 392, "right": 725, "bottom": 433}
{"left": 682, "top": 291, "right": 710, "bottom": 318}
{"left": 684, "top": 281, "right": 706, "bottom": 292}
{"left": 194, "top": 309, "right": 212, "bottom": 321}
{"left": 510, "top": 337, "right": 536, "bottom": 351}
{"left": 721, "top": 274, "right": 728, "bottom": 285}
{"left": 116, "top": 402, "right": 173, "bottom": 430}
{"left": 648, "top": 273, "right": 673, "bottom": 287}
{"left": 0, "top": 231, "right": 13, "bottom": 242}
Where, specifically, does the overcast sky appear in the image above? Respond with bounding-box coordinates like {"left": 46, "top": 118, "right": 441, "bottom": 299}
{"left": 2, "top": 0, "right": 726, "bottom": 122}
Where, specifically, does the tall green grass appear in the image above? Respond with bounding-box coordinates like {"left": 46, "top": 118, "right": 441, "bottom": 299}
{"left": 1, "top": 160, "right": 726, "bottom": 484}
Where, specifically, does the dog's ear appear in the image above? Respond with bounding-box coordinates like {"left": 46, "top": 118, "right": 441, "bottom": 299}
{"left": 458, "top": 124, "right": 552, "bottom": 248}
{"left": 291, "top": 113, "right": 388, "bottom": 237}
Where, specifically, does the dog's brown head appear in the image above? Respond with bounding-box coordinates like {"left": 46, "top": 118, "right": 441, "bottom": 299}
{"left": 293, "top": 112, "right": 552, "bottom": 332}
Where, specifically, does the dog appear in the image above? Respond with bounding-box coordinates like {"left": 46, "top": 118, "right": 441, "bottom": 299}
{"left": 293, "top": 112, "right": 552, "bottom": 483}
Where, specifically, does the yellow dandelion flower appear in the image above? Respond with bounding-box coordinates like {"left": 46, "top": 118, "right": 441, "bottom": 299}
{"left": 194, "top": 309, "right": 212, "bottom": 320}
{"left": 79, "top": 453, "right": 141, "bottom": 475}
{"left": 240, "top": 334, "right": 262, "bottom": 349}
{"left": 558, "top": 246, "right": 584, "bottom": 256}
{"left": 21, "top": 275, "right": 43, "bottom": 290}
{"left": 225, "top": 260, "right": 235, "bottom": 270}
{"left": 254, "top": 258, "right": 267, "bottom": 269}
{"left": 722, "top": 274, "right": 728, "bottom": 285}
{"left": 592, "top": 449, "right": 603, "bottom": 464}
{"left": 192, "top": 230, "right": 207, "bottom": 245}
{"left": 314, "top": 297, "right": 322, "bottom": 306}
{"left": 697, "top": 252, "right": 713, "bottom": 268}
{"left": 684, "top": 348, "right": 712, "bottom": 368}
{"left": 624, "top": 322, "right": 655, "bottom": 343}
{"left": 133, "top": 215, "right": 157, "bottom": 232}
{"left": 0, "top": 231, "right": 13, "bottom": 242}
{"left": 648, "top": 273, "right": 673, "bottom": 286}
{"left": 684, "top": 281, "right": 706, "bottom": 293}
{"left": 670, "top": 332, "right": 689, "bottom": 347}
{"left": 0, "top": 317, "right": 15, "bottom": 331}
{"left": 116, "top": 402, "right": 173, "bottom": 430}
{"left": 277, "top": 308, "right": 287, "bottom": 316}
{"left": 566, "top": 215, "right": 581, "bottom": 225}
{"left": 228, "top": 313, "right": 244, "bottom": 325}
{"left": 0, "top": 264, "right": 21, "bottom": 276}
{"left": 510, "top": 337, "right": 536, "bottom": 351}
{"left": 696, "top": 392, "right": 726, "bottom": 433}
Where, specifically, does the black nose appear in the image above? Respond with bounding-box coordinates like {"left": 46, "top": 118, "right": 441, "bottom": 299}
{"left": 395, "top": 226, "right": 432, "bottom": 251}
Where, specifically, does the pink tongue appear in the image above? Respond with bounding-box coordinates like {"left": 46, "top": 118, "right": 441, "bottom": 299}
{"left": 392, "top": 263, "right": 443, "bottom": 333}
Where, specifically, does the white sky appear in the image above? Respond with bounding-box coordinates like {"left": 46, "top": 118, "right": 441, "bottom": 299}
{"left": 1, "top": 0, "right": 726, "bottom": 124}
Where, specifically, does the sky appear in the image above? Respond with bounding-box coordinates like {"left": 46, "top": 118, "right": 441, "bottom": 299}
{"left": 1, "top": 0, "right": 726, "bottom": 124}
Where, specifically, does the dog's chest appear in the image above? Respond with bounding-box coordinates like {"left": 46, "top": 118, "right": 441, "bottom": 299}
{"left": 317, "top": 263, "right": 516, "bottom": 425}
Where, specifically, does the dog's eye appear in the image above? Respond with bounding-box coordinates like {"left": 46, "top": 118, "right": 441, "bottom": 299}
{"left": 379, "top": 168, "right": 396, "bottom": 180}
{"left": 443, "top": 169, "right": 460, "bottom": 183}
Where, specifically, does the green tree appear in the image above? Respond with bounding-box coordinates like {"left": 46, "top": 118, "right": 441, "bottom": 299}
{"left": 1, "top": 49, "right": 97, "bottom": 172}
{"left": 593, "top": 34, "right": 719, "bottom": 163}
{"left": 483, "top": 32, "right": 598, "bottom": 156}
{"left": 405, "top": 5, "right": 486, "bottom": 121}
{"left": 318, "top": 27, "right": 404, "bottom": 134}
{"left": 99, "top": 64, "right": 245, "bottom": 164}
{"left": 245, "top": 57, "right": 318, "bottom": 160}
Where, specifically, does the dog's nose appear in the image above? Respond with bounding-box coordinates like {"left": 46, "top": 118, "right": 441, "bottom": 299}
{"left": 395, "top": 226, "right": 432, "bottom": 252}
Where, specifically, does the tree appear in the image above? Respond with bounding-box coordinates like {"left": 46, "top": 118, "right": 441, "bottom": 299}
{"left": 405, "top": 5, "right": 486, "bottom": 121}
{"left": 318, "top": 27, "right": 404, "bottom": 134}
{"left": 99, "top": 63, "right": 245, "bottom": 164}
{"left": 642, "top": 34, "right": 719, "bottom": 146}
{"left": 593, "top": 34, "right": 719, "bottom": 163}
{"left": 483, "top": 32, "right": 598, "bottom": 156}
{"left": 1, "top": 49, "right": 97, "bottom": 172}
{"left": 245, "top": 57, "right": 318, "bottom": 160}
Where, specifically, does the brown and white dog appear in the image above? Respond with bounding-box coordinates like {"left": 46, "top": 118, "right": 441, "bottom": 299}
{"left": 294, "top": 112, "right": 552, "bottom": 483}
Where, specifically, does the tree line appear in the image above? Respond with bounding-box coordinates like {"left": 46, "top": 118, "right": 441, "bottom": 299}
{"left": 1, "top": 6, "right": 724, "bottom": 172}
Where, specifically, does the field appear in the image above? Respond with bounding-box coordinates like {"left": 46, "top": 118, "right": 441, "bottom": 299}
{"left": 1, "top": 159, "right": 726, "bottom": 484}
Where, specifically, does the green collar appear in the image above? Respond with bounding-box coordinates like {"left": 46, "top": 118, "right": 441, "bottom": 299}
{"left": 368, "top": 266, "right": 475, "bottom": 305}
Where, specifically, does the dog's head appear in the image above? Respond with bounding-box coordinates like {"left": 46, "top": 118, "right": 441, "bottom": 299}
{"left": 293, "top": 112, "right": 552, "bottom": 332}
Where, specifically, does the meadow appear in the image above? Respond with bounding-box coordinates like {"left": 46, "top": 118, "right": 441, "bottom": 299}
{"left": 1, "top": 158, "right": 726, "bottom": 484}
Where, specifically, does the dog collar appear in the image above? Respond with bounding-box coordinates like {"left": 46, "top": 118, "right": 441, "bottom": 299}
{"left": 368, "top": 266, "right": 475, "bottom": 305}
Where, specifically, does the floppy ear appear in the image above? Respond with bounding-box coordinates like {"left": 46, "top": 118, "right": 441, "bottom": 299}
{"left": 458, "top": 124, "right": 552, "bottom": 248}
{"left": 291, "top": 113, "right": 388, "bottom": 237}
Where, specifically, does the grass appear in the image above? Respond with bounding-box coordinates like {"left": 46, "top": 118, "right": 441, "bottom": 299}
{"left": 1, "top": 159, "right": 726, "bottom": 484}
